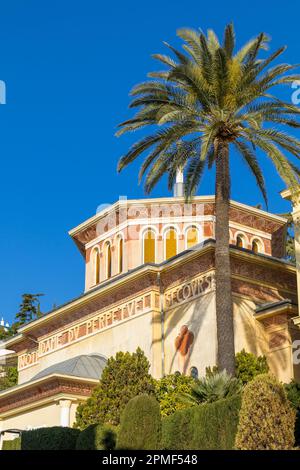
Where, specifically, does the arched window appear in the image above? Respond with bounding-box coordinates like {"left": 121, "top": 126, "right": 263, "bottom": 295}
{"left": 190, "top": 366, "right": 199, "bottom": 379}
{"left": 252, "top": 239, "right": 260, "bottom": 254}
{"left": 91, "top": 247, "right": 100, "bottom": 285}
{"left": 105, "top": 243, "right": 112, "bottom": 279}
{"left": 165, "top": 227, "right": 177, "bottom": 259}
{"left": 143, "top": 229, "right": 155, "bottom": 263}
{"left": 118, "top": 237, "right": 124, "bottom": 274}
{"left": 236, "top": 235, "right": 244, "bottom": 248}
{"left": 186, "top": 226, "right": 199, "bottom": 249}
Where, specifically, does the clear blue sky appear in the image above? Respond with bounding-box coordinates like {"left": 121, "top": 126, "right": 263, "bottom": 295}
{"left": 0, "top": 0, "right": 299, "bottom": 323}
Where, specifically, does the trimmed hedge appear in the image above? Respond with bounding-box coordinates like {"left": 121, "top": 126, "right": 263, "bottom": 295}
{"left": 2, "top": 437, "right": 21, "bottom": 450}
{"left": 76, "top": 424, "right": 117, "bottom": 450}
{"left": 21, "top": 426, "right": 80, "bottom": 450}
{"left": 117, "top": 394, "right": 161, "bottom": 450}
{"left": 285, "top": 380, "right": 300, "bottom": 446}
{"left": 161, "top": 394, "right": 241, "bottom": 450}
{"left": 236, "top": 374, "right": 295, "bottom": 450}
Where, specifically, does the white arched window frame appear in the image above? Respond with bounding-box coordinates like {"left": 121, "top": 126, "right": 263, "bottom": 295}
{"left": 250, "top": 236, "right": 264, "bottom": 254}
{"left": 116, "top": 234, "right": 124, "bottom": 274}
{"left": 91, "top": 246, "right": 100, "bottom": 285}
{"left": 141, "top": 226, "right": 158, "bottom": 264}
{"left": 184, "top": 224, "right": 200, "bottom": 250}
{"left": 235, "top": 232, "right": 247, "bottom": 249}
{"left": 104, "top": 241, "right": 112, "bottom": 279}
{"left": 163, "top": 225, "right": 179, "bottom": 260}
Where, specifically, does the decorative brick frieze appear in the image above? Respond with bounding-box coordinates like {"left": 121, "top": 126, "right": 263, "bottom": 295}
{"left": 271, "top": 225, "right": 286, "bottom": 258}
{"left": 261, "top": 314, "right": 289, "bottom": 330}
{"left": 231, "top": 278, "right": 284, "bottom": 303}
{"left": 160, "top": 251, "right": 215, "bottom": 290}
{"left": 229, "top": 207, "right": 283, "bottom": 234}
{"left": 22, "top": 272, "right": 158, "bottom": 340}
{"left": 269, "top": 331, "right": 288, "bottom": 350}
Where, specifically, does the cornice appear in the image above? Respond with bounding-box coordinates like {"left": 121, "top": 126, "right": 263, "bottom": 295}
{"left": 0, "top": 374, "right": 98, "bottom": 400}
{"left": 0, "top": 375, "right": 98, "bottom": 418}
{"left": 0, "top": 393, "right": 85, "bottom": 419}
{"left": 69, "top": 196, "right": 287, "bottom": 241}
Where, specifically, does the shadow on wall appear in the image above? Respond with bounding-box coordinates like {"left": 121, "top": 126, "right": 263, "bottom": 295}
{"left": 235, "top": 297, "right": 289, "bottom": 380}
{"left": 151, "top": 291, "right": 215, "bottom": 377}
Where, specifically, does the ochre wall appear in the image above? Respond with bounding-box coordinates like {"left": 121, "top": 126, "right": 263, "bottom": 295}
{"left": 19, "top": 310, "right": 155, "bottom": 383}
{"left": 0, "top": 402, "right": 61, "bottom": 433}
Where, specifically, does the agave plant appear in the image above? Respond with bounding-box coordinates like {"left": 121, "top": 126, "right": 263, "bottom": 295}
{"left": 180, "top": 370, "right": 242, "bottom": 405}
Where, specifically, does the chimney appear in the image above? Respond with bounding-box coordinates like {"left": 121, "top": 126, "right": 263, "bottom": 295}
{"left": 173, "top": 168, "right": 184, "bottom": 197}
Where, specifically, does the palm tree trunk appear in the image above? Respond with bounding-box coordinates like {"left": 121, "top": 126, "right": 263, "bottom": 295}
{"left": 214, "top": 139, "right": 235, "bottom": 375}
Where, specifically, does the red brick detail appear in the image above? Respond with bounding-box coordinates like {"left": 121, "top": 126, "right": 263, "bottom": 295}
{"left": 203, "top": 222, "right": 213, "bottom": 237}
{"left": 0, "top": 378, "right": 95, "bottom": 414}
{"left": 261, "top": 314, "right": 288, "bottom": 329}
{"left": 269, "top": 332, "right": 287, "bottom": 349}
{"left": 160, "top": 251, "right": 215, "bottom": 290}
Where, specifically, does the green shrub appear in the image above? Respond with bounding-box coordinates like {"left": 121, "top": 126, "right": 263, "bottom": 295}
{"left": 161, "top": 407, "right": 194, "bottom": 450}
{"left": 284, "top": 380, "right": 300, "bottom": 446}
{"left": 21, "top": 426, "right": 80, "bottom": 450}
{"left": 0, "top": 366, "right": 18, "bottom": 391}
{"left": 2, "top": 437, "right": 21, "bottom": 450}
{"left": 235, "top": 349, "right": 269, "bottom": 384}
{"left": 236, "top": 374, "right": 295, "bottom": 450}
{"left": 205, "top": 365, "right": 219, "bottom": 377}
{"left": 181, "top": 370, "right": 242, "bottom": 405}
{"left": 117, "top": 394, "right": 161, "bottom": 450}
{"left": 76, "top": 423, "right": 117, "bottom": 450}
{"left": 161, "top": 394, "right": 241, "bottom": 450}
{"left": 75, "top": 348, "right": 155, "bottom": 429}
{"left": 155, "top": 374, "right": 195, "bottom": 417}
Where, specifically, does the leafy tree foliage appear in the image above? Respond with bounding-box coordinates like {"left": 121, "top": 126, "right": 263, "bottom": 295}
{"left": 181, "top": 370, "right": 242, "bottom": 405}
{"left": 235, "top": 349, "right": 269, "bottom": 384}
{"left": 0, "top": 326, "right": 11, "bottom": 341}
{"left": 285, "top": 214, "right": 295, "bottom": 263}
{"left": 2, "top": 438, "right": 21, "bottom": 450}
{"left": 0, "top": 293, "right": 44, "bottom": 344}
{"left": 154, "top": 373, "right": 195, "bottom": 416}
{"left": 74, "top": 348, "right": 155, "bottom": 429}
{"left": 205, "top": 365, "right": 220, "bottom": 377}
{"left": 285, "top": 380, "right": 300, "bottom": 409}
{"left": 75, "top": 424, "right": 117, "bottom": 450}
{"left": 236, "top": 374, "right": 295, "bottom": 449}
{"left": 117, "top": 394, "right": 161, "bottom": 450}
{"left": 285, "top": 380, "right": 300, "bottom": 445}
{"left": 15, "top": 293, "right": 43, "bottom": 325}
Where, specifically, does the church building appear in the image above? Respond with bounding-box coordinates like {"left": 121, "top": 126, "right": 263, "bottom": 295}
{"left": 0, "top": 187, "right": 299, "bottom": 432}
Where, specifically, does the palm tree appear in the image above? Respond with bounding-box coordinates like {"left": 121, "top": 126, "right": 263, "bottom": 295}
{"left": 116, "top": 24, "right": 300, "bottom": 375}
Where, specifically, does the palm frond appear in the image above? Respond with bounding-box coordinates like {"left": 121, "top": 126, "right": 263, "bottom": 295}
{"left": 234, "top": 139, "right": 268, "bottom": 207}
{"left": 117, "top": 23, "right": 300, "bottom": 205}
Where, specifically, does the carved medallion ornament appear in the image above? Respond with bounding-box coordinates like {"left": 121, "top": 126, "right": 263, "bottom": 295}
{"left": 175, "top": 325, "right": 194, "bottom": 357}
